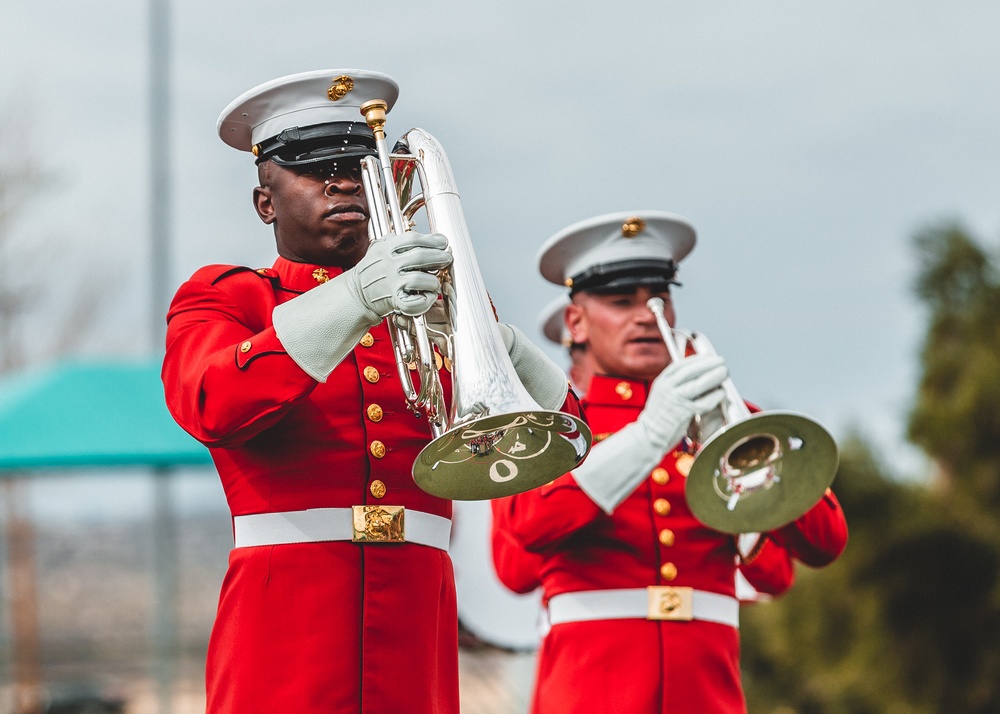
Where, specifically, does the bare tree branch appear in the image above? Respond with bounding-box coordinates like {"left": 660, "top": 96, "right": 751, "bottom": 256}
{"left": 0, "top": 104, "right": 123, "bottom": 374}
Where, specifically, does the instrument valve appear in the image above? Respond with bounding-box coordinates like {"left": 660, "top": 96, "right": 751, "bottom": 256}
{"left": 679, "top": 436, "right": 698, "bottom": 455}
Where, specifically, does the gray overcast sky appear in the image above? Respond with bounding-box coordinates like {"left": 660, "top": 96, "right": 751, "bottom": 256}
{"left": 4, "top": 0, "right": 1000, "bottom": 477}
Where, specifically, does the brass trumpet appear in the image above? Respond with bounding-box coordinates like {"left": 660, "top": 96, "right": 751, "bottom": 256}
{"left": 359, "top": 99, "right": 591, "bottom": 501}
{"left": 647, "top": 297, "right": 838, "bottom": 533}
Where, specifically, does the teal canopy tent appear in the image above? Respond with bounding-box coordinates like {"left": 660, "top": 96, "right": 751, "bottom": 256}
{"left": 0, "top": 359, "right": 211, "bottom": 712}
{"left": 0, "top": 360, "right": 210, "bottom": 470}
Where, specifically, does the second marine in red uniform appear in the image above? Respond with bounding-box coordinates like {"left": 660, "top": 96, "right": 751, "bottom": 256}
{"left": 492, "top": 211, "right": 849, "bottom": 713}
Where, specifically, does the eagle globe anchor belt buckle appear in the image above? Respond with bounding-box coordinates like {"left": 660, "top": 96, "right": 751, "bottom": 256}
{"left": 232, "top": 506, "right": 451, "bottom": 550}
{"left": 545, "top": 587, "right": 739, "bottom": 628}
{"left": 352, "top": 505, "right": 405, "bottom": 543}
{"left": 646, "top": 585, "right": 694, "bottom": 621}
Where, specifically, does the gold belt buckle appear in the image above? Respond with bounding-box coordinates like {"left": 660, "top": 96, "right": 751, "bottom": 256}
{"left": 647, "top": 586, "right": 694, "bottom": 621}
{"left": 352, "top": 505, "right": 405, "bottom": 543}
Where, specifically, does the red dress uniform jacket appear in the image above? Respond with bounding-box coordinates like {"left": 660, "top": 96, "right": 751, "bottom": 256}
{"left": 162, "top": 257, "right": 459, "bottom": 714}
{"left": 492, "top": 374, "right": 848, "bottom": 714}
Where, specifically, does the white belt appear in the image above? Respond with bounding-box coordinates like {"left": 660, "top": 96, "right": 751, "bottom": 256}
{"left": 547, "top": 587, "right": 739, "bottom": 629}
{"left": 233, "top": 506, "right": 451, "bottom": 551}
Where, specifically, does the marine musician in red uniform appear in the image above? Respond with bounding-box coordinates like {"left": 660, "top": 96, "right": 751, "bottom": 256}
{"left": 493, "top": 295, "right": 798, "bottom": 605}
{"left": 491, "top": 211, "right": 848, "bottom": 713}
{"left": 162, "top": 69, "right": 574, "bottom": 714}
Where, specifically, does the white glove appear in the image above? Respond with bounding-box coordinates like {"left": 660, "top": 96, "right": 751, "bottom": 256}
{"left": 353, "top": 231, "right": 452, "bottom": 318}
{"left": 497, "top": 323, "right": 569, "bottom": 410}
{"left": 636, "top": 354, "right": 728, "bottom": 449}
{"left": 737, "top": 532, "right": 765, "bottom": 562}
{"left": 272, "top": 231, "right": 452, "bottom": 382}
{"left": 574, "top": 354, "right": 729, "bottom": 513}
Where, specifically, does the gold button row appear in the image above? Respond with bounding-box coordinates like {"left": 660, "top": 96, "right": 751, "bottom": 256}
{"left": 356, "top": 333, "right": 388, "bottom": 496}
{"left": 649, "top": 464, "right": 676, "bottom": 579}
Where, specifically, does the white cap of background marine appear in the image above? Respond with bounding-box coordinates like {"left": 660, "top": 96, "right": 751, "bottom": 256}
{"left": 537, "top": 210, "right": 696, "bottom": 295}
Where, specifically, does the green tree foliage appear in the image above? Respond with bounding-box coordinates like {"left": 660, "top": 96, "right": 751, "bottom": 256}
{"left": 742, "top": 435, "right": 924, "bottom": 714}
{"left": 742, "top": 223, "right": 1000, "bottom": 714}
{"left": 909, "top": 223, "right": 1000, "bottom": 507}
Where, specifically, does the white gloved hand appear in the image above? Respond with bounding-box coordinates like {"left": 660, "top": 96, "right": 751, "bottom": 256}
{"left": 573, "top": 354, "right": 729, "bottom": 513}
{"left": 636, "top": 354, "right": 729, "bottom": 450}
{"left": 352, "top": 231, "right": 452, "bottom": 318}
{"left": 737, "top": 532, "right": 765, "bottom": 563}
{"left": 272, "top": 231, "right": 452, "bottom": 382}
{"left": 497, "top": 323, "right": 569, "bottom": 410}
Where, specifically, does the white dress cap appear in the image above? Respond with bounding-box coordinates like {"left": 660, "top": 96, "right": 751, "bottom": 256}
{"left": 217, "top": 69, "right": 400, "bottom": 153}
{"left": 537, "top": 293, "right": 572, "bottom": 346}
{"left": 537, "top": 210, "right": 696, "bottom": 291}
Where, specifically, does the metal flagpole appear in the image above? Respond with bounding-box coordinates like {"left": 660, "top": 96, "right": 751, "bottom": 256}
{"left": 149, "top": 1, "right": 179, "bottom": 713}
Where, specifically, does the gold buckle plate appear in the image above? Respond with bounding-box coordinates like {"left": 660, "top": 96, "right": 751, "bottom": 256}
{"left": 352, "top": 505, "right": 405, "bottom": 543}
{"left": 647, "top": 586, "right": 694, "bottom": 621}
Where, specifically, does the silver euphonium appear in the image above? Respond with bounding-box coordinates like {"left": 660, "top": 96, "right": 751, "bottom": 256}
{"left": 646, "top": 297, "right": 838, "bottom": 533}
{"left": 358, "top": 100, "right": 591, "bottom": 501}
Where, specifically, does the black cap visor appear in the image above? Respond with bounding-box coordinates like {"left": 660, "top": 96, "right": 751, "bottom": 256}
{"left": 255, "top": 121, "right": 377, "bottom": 166}
{"left": 570, "top": 259, "right": 679, "bottom": 295}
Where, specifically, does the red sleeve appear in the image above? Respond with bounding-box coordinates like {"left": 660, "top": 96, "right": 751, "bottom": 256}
{"left": 488, "top": 388, "right": 604, "bottom": 554}
{"left": 161, "top": 267, "right": 318, "bottom": 448}
{"left": 739, "top": 538, "right": 795, "bottom": 596}
{"left": 501, "top": 473, "right": 605, "bottom": 553}
{"left": 490, "top": 497, "right": 544, "bottom": 594}
{"left": 769, "top": 488, "right": 849, "bottom": 567}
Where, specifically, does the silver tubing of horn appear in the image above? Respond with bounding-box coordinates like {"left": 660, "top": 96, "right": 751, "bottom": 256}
{"left": 361, "top": 104, "right": 446, "bottom": 435}
{"left": 645, "top": 297, "right": 684, "bottom": 365}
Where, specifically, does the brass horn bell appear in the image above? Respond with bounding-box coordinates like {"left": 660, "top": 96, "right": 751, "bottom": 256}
{"left": 647, "top": 297, "right": 838, "bottom": 534}
{"left": 360, "top": 102, "right": 592, "bottom": 501}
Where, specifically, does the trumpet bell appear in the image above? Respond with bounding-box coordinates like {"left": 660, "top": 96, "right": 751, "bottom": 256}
{"left": 684, "top": 411, "right": 838, "bottom": 534}
{"left": 414, "top": 410, "right": 592, "bottom": 500}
